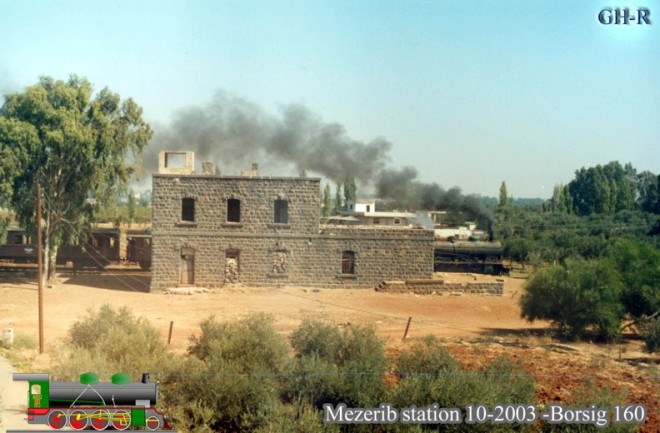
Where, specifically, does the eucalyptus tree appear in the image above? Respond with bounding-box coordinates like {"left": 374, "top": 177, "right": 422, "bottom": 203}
{"left": 0, "top": 76, "right": 152, "bottom": 282}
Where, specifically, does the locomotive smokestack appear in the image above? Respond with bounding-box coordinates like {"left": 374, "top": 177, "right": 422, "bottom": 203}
{"left": 141, "top": 373, "right": 150, "bottom": 384}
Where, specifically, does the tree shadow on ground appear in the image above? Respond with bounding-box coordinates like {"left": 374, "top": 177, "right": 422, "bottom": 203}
{"left": 61, "top": 269, "right": 151, "bottom": 293}
{"left": 481, "top": 328, "right": 552, "bottom": 338}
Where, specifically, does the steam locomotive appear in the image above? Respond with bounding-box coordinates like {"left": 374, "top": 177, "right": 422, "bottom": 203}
{"left": 434, "top": 240, "right": 509, "bottom": 275}
{"left": 13, "top": 372, "right": 171, "bottom": 431}
{"left": 0, "top": 228, "right": 151, "bottom": 270}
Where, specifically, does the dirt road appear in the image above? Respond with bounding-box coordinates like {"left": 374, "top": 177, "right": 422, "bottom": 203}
{"left": 0, "top": 354, "right": 42, "bottom": 432}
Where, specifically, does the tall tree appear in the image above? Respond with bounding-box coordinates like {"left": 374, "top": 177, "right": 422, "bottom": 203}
{"left": 0, "top": 76, "right": 152, "bottom": 282}
{"left": 498, "top": 181, "right": 508, "bottom": 208}
{"left": 635, "top": 171, "right": 659, "bottom": 214}
{"left": 333, "top": 182, "right": 343, "bottom": 215}
{"left": 127, "top": 188, "right": 137, "bottom": 228}
{"left": 322, "top": 183, "right": 332, "bottom": 218}
{"left": 343, "top": 176, "right": 356, "bottom": 205}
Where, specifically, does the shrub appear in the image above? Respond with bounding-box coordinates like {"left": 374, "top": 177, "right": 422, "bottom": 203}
{"left": 165, "top": 314, "right": 291, "bottom": 432}
{"left": 188, "top": 313, "right": 289, "bottom": 374}
{"left": 286, "top": 320, "right": 387, "bottom": 409}
{"left": 639, "top": 315, "right": 659, "bottom": 353}
{"left": 0, "top": 331, "right": 37, "bottom": 349}
{"left": 290, "top": 317, "right": 342, "bottom": 360}
{"left": 390, "top": 343, "right": 535, "bottom": 433}
{"left": 165, "top": 357, "right": 280, "bottom": 433}
{"left": 54, "top": 304, "right": 174, "bottom": 381}
{"left": 254, "top": 399, "right": 340, "bottom": 433}
{"left": 520, "top": 258, "right": 624, "bottom": 340}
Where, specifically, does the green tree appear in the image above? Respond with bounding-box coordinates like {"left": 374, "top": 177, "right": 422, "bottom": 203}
{"left": 322, "top": 183, "right": 332, "bottom": 218}
{"left": 503, "top": 237, "right": 535, "bottom": 269}
{"left": 343, "top": 175, "right": 356, "bottom": 205}
{"left": 127, "top": 188, "right": 137, "bottom": 228}
{"left": 520, "top": 258, "right": 625, "bottom": 340}
{"left": 0, "top": 76, "right": 152, "bottom": 282}
{"left": 607, "top": 239, "right": 660, "bottom": 318}
{"left": 333, "top": 182, "right": 342, "bottom": 215}
{"left": 499, "top": 181, "right": 508, "bottom": 208}
{"left": 635, "top": 171, "right": 659, "bottom": 214}
{"left": 567, "top": 162, "right": 640, "bottom": 216}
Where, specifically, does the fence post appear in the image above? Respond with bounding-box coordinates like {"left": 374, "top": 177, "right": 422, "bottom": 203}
{"left": 403, "top": 317, "right": 412, "bottom": 340}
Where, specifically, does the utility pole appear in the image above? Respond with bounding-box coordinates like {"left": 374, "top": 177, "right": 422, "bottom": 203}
{"left": 36, "top": 183, "right": 44, "bottom": 354}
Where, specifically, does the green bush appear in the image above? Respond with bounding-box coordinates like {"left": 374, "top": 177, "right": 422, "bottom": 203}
{"left": 390, "top": 342, "right": 535, "bottom": 433}
{"left": 520, "top": 258, "right": 625, "bottom": 341}
{"left": 290, "top": 317, "right": 342, "bottom": 360}
{"left": 639, "top": 316, "right": 659, "bottom": 353}
{"left": 166, "top": 313, "right": 291, "bottom": 432}
{"left": 188, "top": 313, "right": 289, "bottom": 374}
{"left": 287, "top": 320, "right": 387, "bottom": 409}
{"left": 54, "top": 304, "right": 175, "bottom": 381}
{"left": 165, "top": 357, "right": 280, "bottom": 433}
{"left": 254, "top": 399, "right": 340, "bottom": 433}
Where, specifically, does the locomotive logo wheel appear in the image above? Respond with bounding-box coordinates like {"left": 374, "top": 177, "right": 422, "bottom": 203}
{"left": 68, "top": 409, "right": 89, "bottom": 430}
{"left": 47, "top": 410, "right": 67, "bottom": 430}
{"left": 111, "top": 410, "right": 131, "bottom": 431}
{"left": 146, "top": 415, "right": 161, "bottom": 431}
{"left": 91, "top": 409, "right": 110, "bottom": 430}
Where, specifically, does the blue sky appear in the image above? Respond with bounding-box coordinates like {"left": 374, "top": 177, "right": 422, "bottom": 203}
{"left": 1, "top": 0, "right": 658, "bottom": 198}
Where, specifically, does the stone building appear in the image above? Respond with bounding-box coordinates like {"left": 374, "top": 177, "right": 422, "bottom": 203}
{"left": 150, "top": 151, "right": 434, "bottom": 291}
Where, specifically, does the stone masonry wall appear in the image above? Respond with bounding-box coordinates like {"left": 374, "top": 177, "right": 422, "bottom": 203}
{"left": 375, "top": 279, "right": 504, "bottom": 296}
{"left": 151, "top": 174, "right": 434, "bottom": 290}
{"left": 152, "top": 175, "right": 321, "bottom": 235}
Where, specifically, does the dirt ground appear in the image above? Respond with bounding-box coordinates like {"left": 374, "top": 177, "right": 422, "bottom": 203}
{"left": 0, "top": 267, "right": 657, "bottom": 432}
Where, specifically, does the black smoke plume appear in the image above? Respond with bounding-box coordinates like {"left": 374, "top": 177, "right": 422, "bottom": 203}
{"left": 144, "top": 91, "right": 493, "bottom": 232}
{"left": 375, "top": 166, "right": 494, "bottom": 235}
{"left": 144, "top": 91, "right": 391, "bottom": 183}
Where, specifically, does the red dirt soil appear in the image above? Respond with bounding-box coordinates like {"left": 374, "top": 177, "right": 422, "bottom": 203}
{"left": 0, "top": 268, "right": 657, "bottom": 432}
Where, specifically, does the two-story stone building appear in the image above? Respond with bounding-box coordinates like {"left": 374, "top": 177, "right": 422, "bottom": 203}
{"left": 150, "top": 151, "right": 434, "bottom": 291}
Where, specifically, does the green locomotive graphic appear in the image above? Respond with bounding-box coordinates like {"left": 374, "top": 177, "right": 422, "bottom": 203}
{"left": 13, "top": 372, "right": 171, "bottom": 431}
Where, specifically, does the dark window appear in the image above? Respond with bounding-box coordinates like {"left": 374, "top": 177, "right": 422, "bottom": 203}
{"left": 274, "top": 199, "right": 288, "bottom": 223}
{"left": 227, "top": 199, "right": 241, "bottom": 222}
{"left": 342, "top": 251, "right": 355, "bottom": 274}
{"left": 182, "top": 198, "right": 195, "bottom": 222}
{"left": 366, "top": 205, "right": 371, "bottom": 212}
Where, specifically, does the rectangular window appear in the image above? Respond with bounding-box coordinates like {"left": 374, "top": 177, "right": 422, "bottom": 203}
{"left": 342, "top": 251, "right": 355, "bottom": 274}
{"left": 182, "top": 198, "right": 195, "bottom": 222}
{"left": 165, "top": 153, "right": 186, "bottom": 168}
{"left": 394, "top": 218, "right": 401, "bottom": 225}
{"left": 274, "top": 200, "right": 288, "bottom": 224}
{"left": 366, "top": 205, "right": 371, "bottom": 212}
{"left": 227, "top": 199, "right": 241, "bottom": 222}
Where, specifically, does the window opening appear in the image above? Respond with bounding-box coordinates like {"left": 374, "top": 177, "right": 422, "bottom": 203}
{"left": 182, "top": 198, "right": 195, "bottom": 222}
{"left": 274, "top": 199, "right": 288, "bottom": 223}
{"left": 225, "top": 250, "right": 239, "bottom": 283}
{"left": 342, "top": 251, "right": 355, "bottom": 274}
{"left": 227, "top": 199, "right": 241, "bottom": 222}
